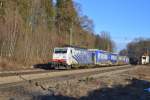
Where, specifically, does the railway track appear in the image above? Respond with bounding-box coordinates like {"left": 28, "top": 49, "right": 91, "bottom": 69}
{"left": 0, "top": 65, "right": 135, "bottom": 89}
{"left": 0, "top": 69, "right": 57, "bottom": 77}
{"left": 0, "top": 66, "right": 125, "bottom": 77}
{"left": 0, "top": 65, "right": 128, "bottom": 77}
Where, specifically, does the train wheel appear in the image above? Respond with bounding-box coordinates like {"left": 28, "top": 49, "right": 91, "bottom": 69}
{"left": 66, "top": 65, "right": 71, "bottom": 70}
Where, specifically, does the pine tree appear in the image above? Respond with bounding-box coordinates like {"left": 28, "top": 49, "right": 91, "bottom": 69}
{"left": 42, "top": 0, "right": 55, "bottom": 29}
{"left": 56, "top": 0, "right": 77, "bottom": 34}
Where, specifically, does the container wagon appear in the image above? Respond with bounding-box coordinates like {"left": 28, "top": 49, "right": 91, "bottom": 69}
{"left": 89, "top": 49, "right": 110, "bottom": 66}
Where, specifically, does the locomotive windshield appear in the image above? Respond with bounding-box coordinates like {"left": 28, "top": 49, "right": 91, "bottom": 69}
{"left": 54, "top": 48, "right": 67, "bottom": 54}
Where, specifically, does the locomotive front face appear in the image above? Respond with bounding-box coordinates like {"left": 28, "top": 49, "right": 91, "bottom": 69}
{"left": 52, "top": 48, "right": 68, "bottom": 63}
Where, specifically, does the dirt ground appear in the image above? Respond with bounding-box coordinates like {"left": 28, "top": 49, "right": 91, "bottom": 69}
{"left": 0, "top": 65, "right": 150, "bottom": 100}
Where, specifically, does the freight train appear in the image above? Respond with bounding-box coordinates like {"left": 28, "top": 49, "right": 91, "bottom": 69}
{"left": 49, "top": 46, "right": 129, "bottom": 69}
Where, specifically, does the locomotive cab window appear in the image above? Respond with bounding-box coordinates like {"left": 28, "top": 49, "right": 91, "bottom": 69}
{"left": 54, "top": 49, "right": 67, "bottom": 53}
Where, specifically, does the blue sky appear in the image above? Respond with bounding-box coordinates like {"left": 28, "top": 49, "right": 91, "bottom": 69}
{"left": 75, "top": 0, "right": 150, "bottom": 52}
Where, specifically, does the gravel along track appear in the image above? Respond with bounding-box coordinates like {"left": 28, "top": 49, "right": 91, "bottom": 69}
{"left": 0, "top": 70, "right": 47, "bottom": 77}
{"left": 0, "top": 65, "right": 135, "bottom": 89}
{"left": 0, "top": 65, "right": 129, "bottom": 77}
{"left": 0, "top": 69, "right": 57, "bottom": 77}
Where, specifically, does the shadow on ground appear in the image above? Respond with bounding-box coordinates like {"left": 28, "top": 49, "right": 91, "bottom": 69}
{"left": 34, "top": 78, "right": 150, "bottom": 100}
{"left": 33, "top": 63, "right": 52, "bottom": 70}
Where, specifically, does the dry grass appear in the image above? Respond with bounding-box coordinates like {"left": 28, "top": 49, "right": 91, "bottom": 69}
{"left": 129, "top": 65, "right": 150, "bottom": 81}
{"left": 0, "top": 57, "right": 14, "bottom": 70}
{"left": 0, "top": 57, "right": 26, "bottom": 71}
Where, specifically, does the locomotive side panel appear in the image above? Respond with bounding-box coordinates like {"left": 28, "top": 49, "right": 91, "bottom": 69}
{"left": 71, "top": 48, "right": 93, "bottom": 65}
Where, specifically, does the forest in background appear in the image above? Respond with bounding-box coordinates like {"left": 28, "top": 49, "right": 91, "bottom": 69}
{"left": 120, "top": 38, "right": 150, "bottom": 64}
{"left": 0, "top": 0, "right": 115, "bottom": 68}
